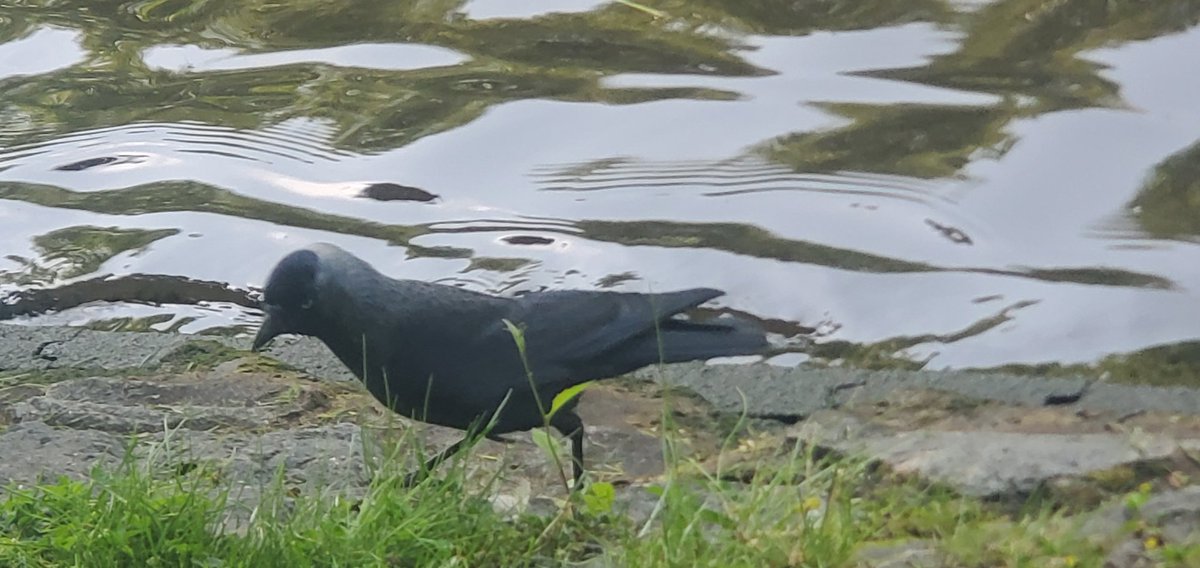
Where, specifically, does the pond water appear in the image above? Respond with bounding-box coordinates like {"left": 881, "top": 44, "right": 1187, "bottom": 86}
{"left": 1, "top": 1, "right": 1199, "bottom": 374}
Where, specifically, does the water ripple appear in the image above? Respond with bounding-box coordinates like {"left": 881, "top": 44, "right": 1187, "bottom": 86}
{"left": 532, "top": 156, "right": 955, "bottom": 204}
{"left": 0, "top": 120, "right": 355, "bottom": 173}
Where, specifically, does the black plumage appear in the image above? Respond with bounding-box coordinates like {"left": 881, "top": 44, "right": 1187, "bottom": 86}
{"left": 252, "top": 243, "right": 767, "bottom": 487}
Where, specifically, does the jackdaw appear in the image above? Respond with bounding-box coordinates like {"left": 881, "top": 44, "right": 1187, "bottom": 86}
{"left": 251, "top": 243, "right": 767, "bottom": 487}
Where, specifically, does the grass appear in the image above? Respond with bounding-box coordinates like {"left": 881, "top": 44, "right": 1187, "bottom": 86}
{"left": 0, "top": 437, "right": 1127, "bottom": 568}
{"left": 0, "top": 455, "right": 554, "bottom": 566}
{"left": 3, "top": 406, "right": 1186, "bottom": 567}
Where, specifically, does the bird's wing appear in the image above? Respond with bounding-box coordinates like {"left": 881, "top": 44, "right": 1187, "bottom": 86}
{"left": 500, "top": 288, "right": 723, "bottom": 364}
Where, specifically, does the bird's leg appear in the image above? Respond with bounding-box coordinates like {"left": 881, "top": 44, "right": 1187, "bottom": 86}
{"left": 486, "top": 433, "right": 513, "bottom": 444}
{"left": 402, "top": 433, "right": 474, "bottom": 487}
{"left": 550, "top": 410, "right": 586, "bottom": 490}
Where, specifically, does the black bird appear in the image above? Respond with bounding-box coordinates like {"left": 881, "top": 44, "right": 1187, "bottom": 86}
{"left": 251, "top": 243, "right": 767, "bottom": 487}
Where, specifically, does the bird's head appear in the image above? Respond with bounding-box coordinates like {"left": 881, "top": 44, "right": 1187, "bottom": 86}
{"left": 252, "top": 248, "right": 324, "bottom": 351}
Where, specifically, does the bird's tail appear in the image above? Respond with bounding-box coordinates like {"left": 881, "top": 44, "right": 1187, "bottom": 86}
{"left": 628, "top": 315, "right": 768, "bottom": 365}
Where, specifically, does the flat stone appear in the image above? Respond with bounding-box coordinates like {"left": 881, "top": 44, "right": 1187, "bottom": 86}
{"left": 852, "top": 540, "right": 943, "bottom": 568}
{"left": 144, "top": 422, "right": 371, "bottom": 493}
{"left": 2, "top": 373, "right": 331, "bottom": 434}
{"left": 0, "top": 421, "right": 123, "bottom": 487}
{"left": 0, "top": 325, "right": 198, "bottom": 371}
{"left": 419, "top": 385, "right": 725, "bottom": 497}
{"left": 1082, "top": 382, "right": 1200, "bottom": 417}
{"left": 1083, "top": 485, "right": 1200, "bottom": 545}
{"left": 252, "top": 335, "right": 355, "bottom": 382}
{"left": 641, "top": 362, "right": 1099, "bottom": 420}
{"left": 0, "top": 383, "right": 46, "bottom": 408}
{"left": 1093, "top": 486, "right": 1200, "bottom": 568}
{"left": 786, "top": 391, "right": 1200, "bottom": 499}
{"left": 637, "top": 361, "right": 846, "bottom": 417}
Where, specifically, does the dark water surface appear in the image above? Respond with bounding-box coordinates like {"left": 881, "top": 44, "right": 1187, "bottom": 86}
{"left": 1, "top": 1, "right": 1199, "bottom": 373}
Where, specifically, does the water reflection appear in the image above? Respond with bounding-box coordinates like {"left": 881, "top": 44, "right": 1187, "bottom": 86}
{"left": 0, "top": 0, "right": 1199, "bottom": 378}
{"left": 143, "top": 43, "right": 468, "bottom": 73}
{"left": 0, "top": 28, "right": 86, "bottom": 79}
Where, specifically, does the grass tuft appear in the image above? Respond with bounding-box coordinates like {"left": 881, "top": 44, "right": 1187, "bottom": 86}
{"left": 2, "top": 421, "right": 1189, "bottom": 566}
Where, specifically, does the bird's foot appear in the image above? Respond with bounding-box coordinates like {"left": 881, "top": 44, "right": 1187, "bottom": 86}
{"left": 402, "top": 470, "right": 427, "bottom": 488}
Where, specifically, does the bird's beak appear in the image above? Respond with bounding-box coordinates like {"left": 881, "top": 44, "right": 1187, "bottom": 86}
{"left": 252, "top": 309, "right": 283, "bottom": 352}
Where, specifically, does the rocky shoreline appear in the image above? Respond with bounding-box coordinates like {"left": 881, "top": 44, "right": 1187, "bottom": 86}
{"left": 1, "top": 323, "right": 1198, "bottom": 566}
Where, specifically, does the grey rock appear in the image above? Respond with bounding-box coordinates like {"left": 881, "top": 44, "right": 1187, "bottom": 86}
{"left": 132, "top": 422, "right": 371, "bottom": 535}
{"left": 142, "top": 422, "right": 370, "bottom": 492}
{"left": 253, "top": 335, "right": 355, "bottom": 382}
{"left": 1083, "top": 485, "right": 1200, "bottom": 546}
{"left": 0, "top": 419, "right": 369, "bottom": 531}
{"left": 830, "top": 368, "right": 1089, "bottom": 410}
{"left": 0, "top": 325, "right": 200, "bottom": 371}
{"left": 0, "top": 383, "right": 47, "bottom": 421}
{"left": 791, "top": 409, "right": 1200, "bottom": 498}
{"left": 638, "top": 361, "right": 847, "bottom": 417}
{"left": 612, "top": 484, "right": 664, "bottom": 529}
{"left": 1082, "top": 382, "right": 1200, "bottom": 417}
{"left": 3, "top": 374, "right": 329, "bottom": 434}
{"left": 0, "top": 421, "right": 124, "bottom": 487}
{"left": 852, "top": 540, "right": 943, "bottom": 568}
{"left": 1104, "top": 543, "right": 1158, "bottom": 568}
{"left": 1134, "top": 487, "right": 1200, "bottom": 544}
{"left": 640, "top": 362, "right": 1097, "bottom": 420}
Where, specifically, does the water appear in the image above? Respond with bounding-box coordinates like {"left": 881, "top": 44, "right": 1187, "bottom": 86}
{"left": 1, "top": 1, "right": 1199, "bottom": 373}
